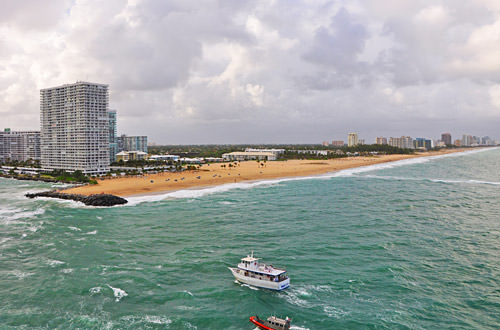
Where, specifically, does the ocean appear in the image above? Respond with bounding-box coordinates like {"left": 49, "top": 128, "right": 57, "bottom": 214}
{"left": 1, "top": 148, "right": 499, "bottom": 329}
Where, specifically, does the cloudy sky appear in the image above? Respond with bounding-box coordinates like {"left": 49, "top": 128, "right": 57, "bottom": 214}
{"left": 1, "top": 0, "right": 500, "bottom": 144}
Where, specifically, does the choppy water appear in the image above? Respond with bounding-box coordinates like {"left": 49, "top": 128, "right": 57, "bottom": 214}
{"left": 1, "top": 148, "right": 499, "bottom": 329}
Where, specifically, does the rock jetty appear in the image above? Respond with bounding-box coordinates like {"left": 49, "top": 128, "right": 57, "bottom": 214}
{"left": 25, "top": 191, "right": 128, "bottom": 206}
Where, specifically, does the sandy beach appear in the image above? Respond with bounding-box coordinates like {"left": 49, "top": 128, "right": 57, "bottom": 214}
{"left": 60, "top": 149, "right": 468, "bottom": 198}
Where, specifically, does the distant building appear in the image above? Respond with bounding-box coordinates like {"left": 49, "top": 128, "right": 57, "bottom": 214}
{"left": 388, "top": 136, "right": 414, "bottom": 149}
{"left": 358, "top": 139, "right": 365, "bottom": 145}
{"left": 40, "top": 81, "right": 110, "bottom": 174}
{"left": 0, "top": 129, "right": 41, "bottom": 163}
{"left": 414, "top": 138, "right": 432, "bottom": 150}
{"left": 119, "top": 135, "right": 148, "bottom": 153}
{"left": 461, "top": 134, "right": 473, "bottom": 147}
{"left": 222, "top": 151, "right": 276, "bottom": 161}
{"left": 322, "top": 141, "right": 329, "bottom": 146}
{"left": 149, "top": 154, "right": 180, "bottom": 162}
{"left": 244, "top": 148, "right": 285, "bottom": 157}
{"left": 116, "top": 150, "right": 147, "bottom": 162}
{"left": 108, "top": 110, "right": 118, "bottom": 162}
{"left": 441, "top": 133, "right": 452, "bottom": 146}
{"left": 347, "top": 133, "right": 358, "bottom": 147}
{"left": 296, "top": 150, "right": 329, "bottom": 156}
{"left": 454, "top": 139, "right": 462, "bottom": 147}
{"left": 375, "top": 137, "right": 387, "bottom": 145}
{"left": 331, "top": 140, "right": 344, "bottom": 147}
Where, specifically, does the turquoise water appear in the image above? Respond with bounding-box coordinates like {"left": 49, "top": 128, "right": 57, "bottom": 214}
{"left": 1, "top": 149, "right": 500, "bottom": 329}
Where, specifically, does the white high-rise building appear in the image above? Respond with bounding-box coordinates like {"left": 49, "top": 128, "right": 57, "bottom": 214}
{"left": 40, "top": 82, "right": 110, "bottom": 174}
{"left": 348, "top": 133, "right": 358, "bottom": 147}
{"left": 0, "top": 129, "right": 40, "bottom": 163}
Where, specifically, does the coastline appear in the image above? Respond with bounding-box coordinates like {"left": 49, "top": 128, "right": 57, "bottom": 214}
{"left": 61, "top": 148, "right": 472, "bottom": 198}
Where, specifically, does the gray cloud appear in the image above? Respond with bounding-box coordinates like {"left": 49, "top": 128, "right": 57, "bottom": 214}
{"left": 1, "top": 0, "right": 499, "bottom": 143}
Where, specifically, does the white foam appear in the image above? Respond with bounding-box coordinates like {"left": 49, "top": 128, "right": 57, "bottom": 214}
{"left": 183, "top": 290, "right": 194, "bottom": 296}
{"left": 60, "top": 268, "right": 74, "bottom": 274}
{"left": 89, "top": 286, "right": 102, "bottom": 294}
{"left": 323, "top": 305, "right": 350, "bottom": 318}
{"left": 360, "top": 175, "right": 500, "bottom": 186}
{"left": 10, "top": 270, "right": 34, "bottom": 280}
{"left": 240, "top": 283, "right": 260, "bottom": 291}
{"left": 144, "top": 315, "right": 172, "bottom": 325}
{"left": 85, "top": 230, "right": 97, "bottom": 235}
{"left": 107, "top": 284, "right": 128, "bottom": 302}
{"left": 68, "top": 226, "right": 81, "bottom": 231}
{"left": 46, "top": 259, "right": 65, "bottom": 266}
{"left": 1, "top": 208, "right": 45, "bottom": 223}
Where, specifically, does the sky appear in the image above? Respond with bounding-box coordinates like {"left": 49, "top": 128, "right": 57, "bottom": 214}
{"left": 1, "top": 0, "right": 500, "bottom": 144}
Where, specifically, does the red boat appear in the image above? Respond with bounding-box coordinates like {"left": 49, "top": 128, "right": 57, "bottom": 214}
{"left": 249, "top": 315, "right": 291, "bottom": 330}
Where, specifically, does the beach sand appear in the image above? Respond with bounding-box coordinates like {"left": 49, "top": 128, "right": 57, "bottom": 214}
{"left": 61, "top": 149, "right": 467, "bottom": 198}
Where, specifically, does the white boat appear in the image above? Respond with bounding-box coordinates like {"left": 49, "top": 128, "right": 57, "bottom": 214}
{"left": 228, "top": 253, "right": 290, "bottom": 290}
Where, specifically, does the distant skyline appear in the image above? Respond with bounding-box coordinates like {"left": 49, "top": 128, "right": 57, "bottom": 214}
{"left": 1, "top": 0, "right": 500, "bottom": 144}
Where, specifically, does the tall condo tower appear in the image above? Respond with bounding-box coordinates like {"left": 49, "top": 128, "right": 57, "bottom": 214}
{"left": 40, "top": 82, "right": 110, "bottom": 174}
{"left": 347, "top": 132, "right": 358, "bottom": 147}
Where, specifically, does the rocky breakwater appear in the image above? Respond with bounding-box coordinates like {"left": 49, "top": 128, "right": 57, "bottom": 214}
{"left": 25, "top": 191, "right": 128, "bottom": 206}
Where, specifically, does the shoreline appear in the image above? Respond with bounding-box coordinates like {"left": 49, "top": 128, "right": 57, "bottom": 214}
{"left": 61, "top": 148, "right": 475, "bottom": 198}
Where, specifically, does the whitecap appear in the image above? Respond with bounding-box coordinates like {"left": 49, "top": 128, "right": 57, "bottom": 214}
{"left": 96, "top": 216, "right": 102, "bottom": 220}
{"left": 2, "top": 208, "right": 45, "bottom": 223}
{"left": 107, "top": 284, "right": 128, "bottom": 302}
{"left": 323, "top": 305, "right": 350, "bottom": 318}
{"left": 144, "top": 315, "right": 172, "bottom": 325}
{"left": 85, "top": 230, "right": 97, "bottom": 235}
{"left": 46, "top": 259, "right": 65, "bottom": 267}
{"left": 61, "top": 268, "right": 74, "bottom": 274}
{"left": 68, "top": 226, "right": 81, "bottom": 231}
{"left": 89, "top": 286, "right": 102, "bottom": 295}
{"left": 183, "top": 290, "right": 194, "bottom": 296}
{"left": 11, "top": 270, "right": 34, "bottom": 279}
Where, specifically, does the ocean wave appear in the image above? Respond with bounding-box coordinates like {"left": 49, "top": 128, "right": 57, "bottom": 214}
{"left": 107, "top": 284, "right": 128, "bottom": 302}
{"left": 323, "top": 305, "right": 350, "bottom": 318}
{"left": 10, "top": 270, "right": 35, "bottom": 280}
{"left": 1, "top": 208, "right": 45, "bottom": 224}
{"left": 46, "top": 259, "right": 65, "bottom": 267}
{"left": 121, "top": 315, "right": 172, "bottom": 326}
{"left": 360, "top": 175, "right": 500, "bottom": 186}
{"left": 89, "top": 286, "right": 102, "bottom": 295}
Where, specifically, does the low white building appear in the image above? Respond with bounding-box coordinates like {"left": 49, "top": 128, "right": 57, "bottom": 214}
{"left": 116, "top": 151, "right": 147, "bottom": 162}
{"left": 149, "top": 154, "right": 180, "bottom": 162}
{"left": 296, "top": 150, "right": 329, "bottom": 156}
{"left": 222, "top": 152, "right": 276, "bottom": 161}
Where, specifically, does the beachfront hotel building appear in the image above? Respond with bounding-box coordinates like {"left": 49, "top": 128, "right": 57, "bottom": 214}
{"left": 222, "top": 151, "right": 276, "bottom": 161}
{"left": 348, "top": 133, "right": 358, "bottom": 147}
{"left": 0, "top": 128, "right": 41, "bottom": 163}
{"left": 441, "top": 133, "right": 452, "bottom": 146}
{"left": 388, "top": 136, "right": 414, "bottom": 149}
{"left": 40, "top": 82, "right": 110, "bottom": 175}
{"left": 118, "top": 135, "right": 148, "bottom": 153}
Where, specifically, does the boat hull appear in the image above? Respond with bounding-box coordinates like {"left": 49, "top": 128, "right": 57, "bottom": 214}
{"left": 229, "top": 267, "right": 290, "bottom": 290}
